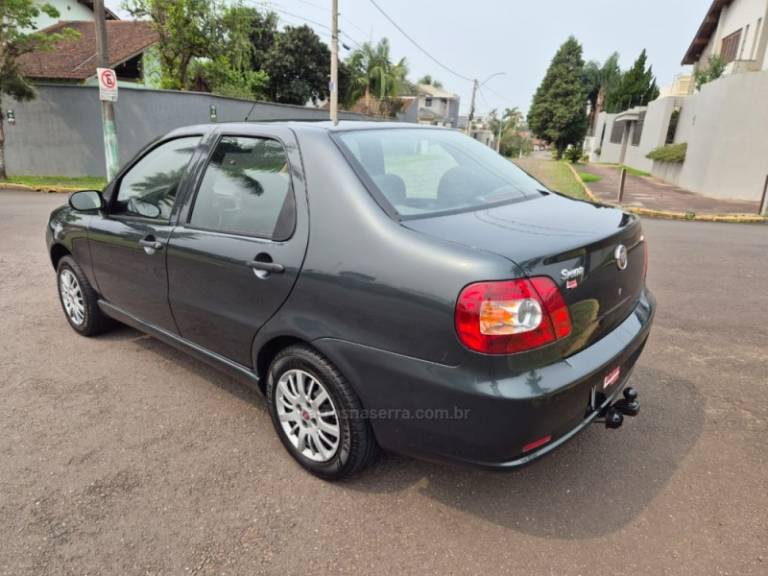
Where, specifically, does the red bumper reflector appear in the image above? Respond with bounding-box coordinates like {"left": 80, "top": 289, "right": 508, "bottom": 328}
{"left": 522, "top": 435, "right": 552, "bottom": 454}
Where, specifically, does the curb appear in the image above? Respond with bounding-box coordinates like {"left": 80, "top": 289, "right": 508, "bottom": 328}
{"left": 0, "top": 182, "right": 81, "bottom": 194}
{"left": 566, "top": 163, "right": 767, "bottom": 224}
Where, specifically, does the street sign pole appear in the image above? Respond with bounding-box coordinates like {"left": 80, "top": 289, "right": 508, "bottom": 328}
{"left": 94, "top": 0, "right": 119, "bottom": 181}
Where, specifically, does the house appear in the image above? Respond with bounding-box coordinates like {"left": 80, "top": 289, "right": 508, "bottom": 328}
{"left": 585, "top": 0, "right": 768, "bottom": 209}
{"left": 415, "top": 84, "right": 460, "bottom": 127}
{"left": 17, "top": 20, "right": 158, "bottom": 84}
{"left": 682, "top": 0, "right": 768, "bottom": 73}
{"left": 30, "top": 0, "right": 119, "bottom": 30}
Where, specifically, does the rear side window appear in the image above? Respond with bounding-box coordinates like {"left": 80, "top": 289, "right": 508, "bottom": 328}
{"left": 189, "top": 136, "right": 295, "bottom": 240}
{"left": 336, "top": 128, "right": 543, "bottom": 218}
{"left": 114, "top": 136, "right": 201, "bottom": 220}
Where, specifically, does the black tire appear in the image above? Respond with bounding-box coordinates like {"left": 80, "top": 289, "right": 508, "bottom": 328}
{"left": 266, "top": 345, "right": 377, "bottom": 480}
{"left": 56, "top": 255, "right": 113, "bottom": 336}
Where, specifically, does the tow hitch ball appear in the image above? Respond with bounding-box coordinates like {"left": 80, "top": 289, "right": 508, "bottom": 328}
{"left": 603, "top": 387, "right": 640, "bottom": 429}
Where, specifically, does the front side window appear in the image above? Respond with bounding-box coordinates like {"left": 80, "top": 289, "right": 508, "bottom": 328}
{"left": 189, "top": 136, "right": 294, "bottom": 239}
{"left": 336, "top": 128, "right": 542, "bottom": 217}
{"left": 114, "top": 136, "right": 200, "bottom": 219}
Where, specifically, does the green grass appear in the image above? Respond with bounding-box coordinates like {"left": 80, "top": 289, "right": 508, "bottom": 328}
{"left": 595, "top": 163, "right": 651, "bottom": 177}
{"left": 579, "top": 172, "right": 602, "bottom": 183}
{"left": 620, "top": 165, "right": 651, "bottom": 177}
{"left": 1, "top": 175, "right": 107, "bottom": 190}
{"left": 512, "top": 157, "right": 589, "bottom": 201}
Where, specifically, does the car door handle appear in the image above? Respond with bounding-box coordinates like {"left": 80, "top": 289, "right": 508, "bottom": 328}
{"left": 246, "top": 260, "right": 285, "bottom": 273}
{"left": 246, "top": 255, "right": 285, "bottom": 278}
{"left": 139, "top": 236, "right": 163, "bottom": 254}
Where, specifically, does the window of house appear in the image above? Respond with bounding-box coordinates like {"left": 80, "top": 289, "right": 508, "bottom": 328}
{"left": 189, "top": 136, "right": 295, "bottom": 240}
{"left": 610, "top": 121, "right": 624, "bottom": 144}
{"left": 721, "top": 29, "right": 743, "bottom": 63}
{"left": 114, "top": 136, "right": 201, "bottom": 220}
{"left": 425, "top": 97, "right": 433, "bottom": 107}
{"left": 631, "top": 112, "right": 646, "bottom": 147}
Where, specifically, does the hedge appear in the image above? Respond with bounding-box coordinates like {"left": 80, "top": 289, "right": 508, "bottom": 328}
{"left": 647, "top": 142, "right": 687, "bottom": 164}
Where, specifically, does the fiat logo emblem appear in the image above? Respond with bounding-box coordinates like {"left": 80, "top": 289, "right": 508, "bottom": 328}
{"left": 614, "top": 244, "right": 628, "bottom": 271}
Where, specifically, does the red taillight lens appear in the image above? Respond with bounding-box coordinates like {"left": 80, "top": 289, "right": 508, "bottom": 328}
{"left": 455, "top": 277, "right": 572, "bottom": 354}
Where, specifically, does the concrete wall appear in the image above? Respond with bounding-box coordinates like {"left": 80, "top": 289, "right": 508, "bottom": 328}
{"left": 652, "top": 161, "right": 683, "bottom": 186}
{"left": 590, "top": 97, "right": 679, "bottom": 172}
{"left": 674, "top": 70, "right": 768, "bottom": 201}
{"left": 592, "top": 112, "right": 622, "bottom": 163}
{"left": 4, "top": 84, "right": 371, "bottom": 177}
{"left": 625, "top": 97, "right": 680, "bottom": 173}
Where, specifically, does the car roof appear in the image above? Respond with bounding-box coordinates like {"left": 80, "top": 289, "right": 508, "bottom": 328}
{"left": 167, "top": 120, "right": 448, "bottom": 138}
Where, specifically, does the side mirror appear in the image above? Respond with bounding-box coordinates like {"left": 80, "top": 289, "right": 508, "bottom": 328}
{"left": 69, "top": 190, "right": 104, "bottom": 212}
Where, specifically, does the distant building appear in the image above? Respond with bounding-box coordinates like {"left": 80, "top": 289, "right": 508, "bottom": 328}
{"left": 415, "top": 84, "right": 460, "bottom": 127}
{"left": 17, "top": 20, "right": 158, "bottom": 84}
{"left": 658, "top": 74, "right": 694, "bottom": 97}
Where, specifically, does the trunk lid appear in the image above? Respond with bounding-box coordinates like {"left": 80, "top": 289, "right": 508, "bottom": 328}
{"left": 404, "top": 194, "right": 646, "bottom": 355}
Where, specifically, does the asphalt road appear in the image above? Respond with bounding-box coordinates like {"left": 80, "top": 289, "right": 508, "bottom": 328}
{"left": 1, "top": 189, "right": 766, "bottom": 575}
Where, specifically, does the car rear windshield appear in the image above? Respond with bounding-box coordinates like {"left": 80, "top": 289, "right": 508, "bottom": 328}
{"left": 336, "top": 128, "right": 546, "bottom": 218}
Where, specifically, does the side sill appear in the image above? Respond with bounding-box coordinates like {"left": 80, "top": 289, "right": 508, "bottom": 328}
{"left": 99, "top": 301, "right": 262, "bottom": 394}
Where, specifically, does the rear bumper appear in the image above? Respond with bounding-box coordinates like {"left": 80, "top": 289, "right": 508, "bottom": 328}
{"left": 314, "top": 288, "right": 656, "bottom": 468}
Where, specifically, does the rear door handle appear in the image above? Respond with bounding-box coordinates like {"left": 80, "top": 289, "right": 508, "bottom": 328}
{"left": 247, "top": 261, "right": 285, "bottom": 273}
{"left": 246, "top": 254, "right": 285, "bottom": 278}
{"left": 139, "top": 236, "right": 163, "bottom": 254}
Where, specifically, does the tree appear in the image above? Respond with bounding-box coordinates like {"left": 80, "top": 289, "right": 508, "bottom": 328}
{"left": 693, "top": 55, "right": 725, "bottom": 90}
{"left": 247, "top": 9, "right": 279, "bottom": 71}
{"left": 604, "top": 49, "right": 659, "bottom": 113}
{"left": 191, "top": 5, "right": 269, "bottom": 99}
{"left": 263, "top": 25, "right": 331, "bottom": 105}
{"left": 0, "top": 1, "right": 78, "bottom": 179}
{"left": 582, "top": 52, "right": 621, "bottom": 133}
{"left": 417, "top": 74, "right": 442, "bottom": 88}
{"left": 527, "top": 37, "right": 588, "bottom": 159}
{"left": 126, "top": 0, "right": 217, "bottom": 90}
{"left": 346, "top": 39, "right": 408, "bottom": 115}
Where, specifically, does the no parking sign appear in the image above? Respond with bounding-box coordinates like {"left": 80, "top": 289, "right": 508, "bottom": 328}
{"left": 97, "top": 67, "right": 118, "bottom": 102}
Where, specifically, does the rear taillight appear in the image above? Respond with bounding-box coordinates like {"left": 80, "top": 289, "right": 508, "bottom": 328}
{"left": 455, "top": 277, "right": 572, "bottom": 354}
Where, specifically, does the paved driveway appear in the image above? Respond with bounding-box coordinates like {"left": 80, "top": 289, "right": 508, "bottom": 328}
{"left": 580, "top": 163, "right": 762, "bottom": 215}
{"left": 1, "top": 190, "right": 766, "bottom": 575}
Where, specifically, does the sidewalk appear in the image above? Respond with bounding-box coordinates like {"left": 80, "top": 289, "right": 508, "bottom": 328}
{"left": 579, "top": 164, "right": 762, "bottom": 215}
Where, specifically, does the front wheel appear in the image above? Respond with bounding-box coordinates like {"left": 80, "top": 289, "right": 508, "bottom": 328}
{"left": 266, "top": 345, "right": 377, "bottom": 480}
{"left": 56, "top": 256, "right": 112, "bottom": 336}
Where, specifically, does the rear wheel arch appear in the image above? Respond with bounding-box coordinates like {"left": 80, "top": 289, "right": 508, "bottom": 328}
{"left": 50, "top": 244, "right": 71, "bottom": 270}
{"left": 255, "top": 335, "right": 310, "bottom": 393}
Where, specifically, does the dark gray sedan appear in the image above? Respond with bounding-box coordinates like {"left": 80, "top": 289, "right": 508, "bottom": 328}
{"left": 47, "top": 122, "right": 655, "bottom": 479}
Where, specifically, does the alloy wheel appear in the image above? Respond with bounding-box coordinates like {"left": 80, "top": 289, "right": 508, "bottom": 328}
{"left": 275, "top": 369, "right": 341, "bottom": 463}
{"left": 59, "top": 269, "right": 85, "bottom": 326}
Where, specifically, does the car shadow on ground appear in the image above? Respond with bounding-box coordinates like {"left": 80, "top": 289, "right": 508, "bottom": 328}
{"left": 347, "top": 365, "right": 704, "bottom": 539}
{"left": 110, "top": 327, "right": 704, "bottom": 541}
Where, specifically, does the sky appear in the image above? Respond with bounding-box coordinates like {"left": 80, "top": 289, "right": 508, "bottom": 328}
{"left": 109, "top": 0, "right": 714, "bottom": 116}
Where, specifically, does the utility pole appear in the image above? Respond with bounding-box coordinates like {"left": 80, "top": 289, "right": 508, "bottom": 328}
{"left": 466, "top": 78, "right": 478, "bottom": 135}
{"left": 94, "top": 0, "right": 119, "bottom": 180}
{"left": 330, "top": 0, "right": 339, "bottom": 125}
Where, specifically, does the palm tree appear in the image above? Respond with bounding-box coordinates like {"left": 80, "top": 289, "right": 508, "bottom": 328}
{"left": 346, "top": 38, "right": 408, "bottom": 112}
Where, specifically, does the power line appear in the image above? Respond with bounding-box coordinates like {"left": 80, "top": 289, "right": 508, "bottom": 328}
{"left": 259, "top": 0, "right": 364, "bottom": 44}
{"left": 366, "top": 0, "right": 473, "bottom": 83}
{"left": 259, "top": 2, "right": 363, "bottom": 48}
{"left": 483, "top": 84, "right": 516, "bottom": 106}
